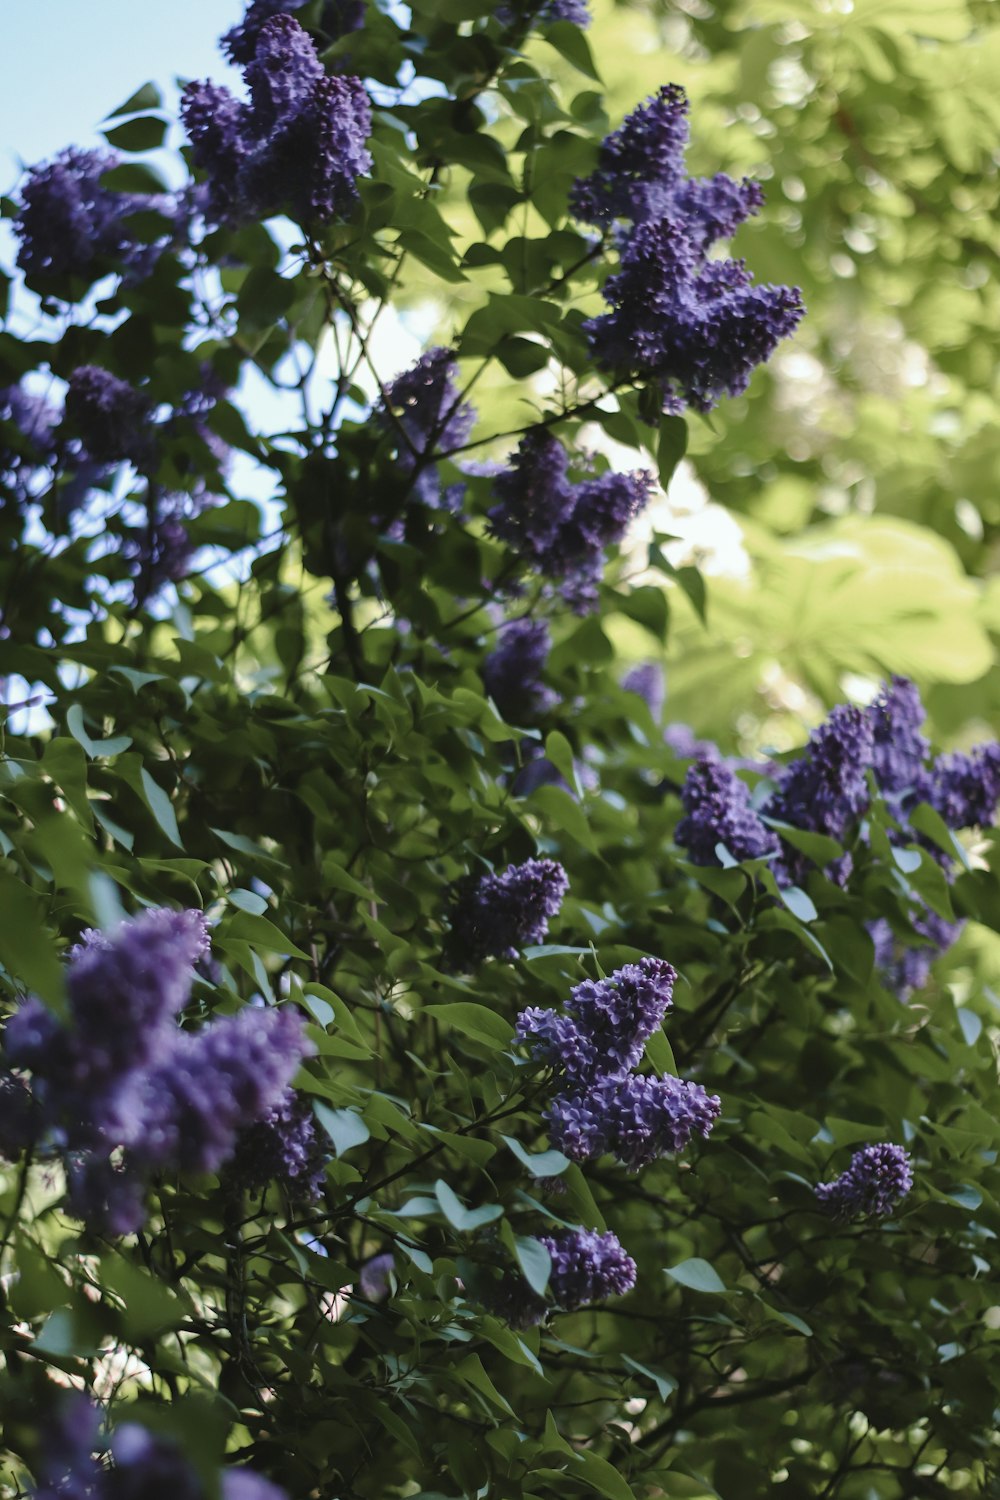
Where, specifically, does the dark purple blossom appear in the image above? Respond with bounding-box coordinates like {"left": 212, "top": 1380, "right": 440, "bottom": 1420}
{"left": 622, "top": 662, "right": 665, "bottom": 721}
{"left": 816, "top": 1143, "right": 913, "bottom": 1219}
{"left": 540, "top": 1227, "right": 637, "bottom": 1308}
{"left": 483, "top": 618, "right": 557, "bottom": 721}
{"left": 358, "top": 1251, "right": 396, "bottom": 1300}
{"left": 910, "top": 742, "right": 1000, "bottom": 831}
{"left": 869, "top": 677, "right": 928, "bottom": 796}
{"left": 584, "top": 220, "right": 804, "bottom": 417}
{"left": 0, "top": 1068, "right": 41, "bottom": 1159}
{"left": 182, "top": 17, "right": 371, "bottom": 228}
{"left": 663, "top": 722, "right": 716, "bottom": 760}
{"left": 230, "top": 1088, "right": 326, "bottom": 1200}
{"left": 125, "top": 493, "right": 207, "bottom": 603}
{"left": 518, "top": 956, "right": 676, "bottom": 1084}
{"left": 497, "top": 0, "right": 590, "bottom": 24}
{"left": 63, "top": 367, "right": 152, "bottom": 468}
{"left": 868, "top": 907, "right": 964, "bottom": 1000}
{"left": 488, "top": 430, "right": 654, "bottom": 609}
{"left": 676, "top": 755, "right": 778, "bottom": 866}
{"left": 572, "top": 84, "right": 691, "bottom": 228}
{"left": 547, "top": 1072, "right": 720, "bottom": 1168}
{"left": 449, "top": 857, "right": 569, "bottom": 964}
{"left": 223, "top": 0, "right": 365, "bottom": 64}
{"left": 379, "top": 348, "right": 476, "bottom": 508}
{"left": 765, "top": 704, "right": 875, "bottom": 856}
{"left": 134, "top": 1007, "right": 310, "bottom": 1174}
{"left": 29, "top": 1393, "right": 104, "bottom": 1500}
{"left": 1, "top": 383, "right": 60, "bottom": 510}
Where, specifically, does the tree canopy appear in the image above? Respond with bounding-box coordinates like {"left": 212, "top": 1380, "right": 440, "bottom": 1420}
{"left": 2, "top": 1, "right": 1000, "bottom": 1497}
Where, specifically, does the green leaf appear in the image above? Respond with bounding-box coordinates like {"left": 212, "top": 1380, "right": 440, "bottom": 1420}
{"left": 514, "top": 1235, "right": 552, "bottom": 1296}
{"left": 658, "top": 415, "right": 688, "bottom": 489}
{"left": 0, "top": 872, "right": 65, "bottom": 1011}
{"left": 314, "top": 1103, "right": 370, "bottom": 1157}
{"left": 422, "top": 1002, "right": 514, "bottom": 1048}
{"left": 664, "top": 1258, "right": 728, "bottom": 1294}
{"left": 103, "top": 115, "right": 169, "bottom": 153}
{"left": 544, "top": 20, "right": 602, "bottom": 79}
{"left": 622, "top": 1354, "right": 678, "bottom": 1401}
{"left": 501, "top": 1136, "right": 572, "bottom": 1177}
{"left": 434, "top": 1179, "right": 503, "bottom": 1232}
{"left": 104, "top": 81, "right": 162, "bottom": 119}
{"left": 573, "top": 1448, "right": 638, "bottom": 1500}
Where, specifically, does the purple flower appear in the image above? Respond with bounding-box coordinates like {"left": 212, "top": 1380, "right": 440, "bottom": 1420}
{"left": 379, "top": 348, "right": 476, "bottom": 508}
{"left": 14, "top": 147, "right": 188, "bottom": 286}
{"left": 0, "top": 1068, "right": 41, "bottom": 1158}
{"left": 358, "top": 1251, "right": 396, "bottom": 1300}
{"left": 547, "top": 1072, "right": 720, "bottom": 1168}
{"left": 622, "top": 662, "right": 665, "bottom": 721}
{"left": 222, "top": 1474, "right": 290, "bottom": 1500}
{"left": 230, "top": 1088, "right": 326, "bottom": 1200}
{"left": 63, "top": 367, "right": 152, "bottom": 468}
{"left": 571, "top": 84, "right": 692, "bottom": 228}
{"left": 816, "top": 1144, "right": 913, "bottom": 1219}
{"left": 29, "top": 1393, "right": 104, "bottom": 1500}
{"left": 1, "top": 383, "right": 60, "bottom": 509}
{"left": 584, "top": 220, "right": 804, "bottom": 417}
{"left": 64, "top": 908, "right": 210, "bottom": 1077}
{"left": 676, "top": 755, "right": 778, "bottom": 866}
{"left": 483, "top": 618, "right": 558, "bottom": 721}
{"left": 182, "top": 17, "right": 371, "bottom": 228}
{"left": 487, "top": 430, "right": 654, "bottom": 609}
{"left": 868, "top": 907, "right": 964, "bottom": 1000}
{"left": 124, "top": 493, "right": 208, "bottom": 604}
{"left": 449, "top": 857, "right": 569, "bottom": 964}
{"left": 519, "top": 956, "right": 677, "bottom": 1084}
{"left": 869, "top": 677, "right": 928, "bottom": 796}
{"left": 134, "top": 1007, "right": 310, "bottom": 1174}
{"left": 663, "top": 722, "right": 715, "bottom": 760}
{"left": 497, "top": 0, "right": 590, "bottom": 24}
{"left": 223, "top": 0, "right": 365, "bottom": 64}
{"left": 910, "top": 743, "right": 1000, "bottom": 831}
{"left": 540, "top": 1227, "right": 637, "bottom": 1308}
{"left": 764, "top": 704, "right": 875, "bottom": 875}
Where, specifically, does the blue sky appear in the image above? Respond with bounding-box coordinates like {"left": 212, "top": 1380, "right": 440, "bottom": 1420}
{"left": 0, "top": 0, "right": 243, "bottom": 183}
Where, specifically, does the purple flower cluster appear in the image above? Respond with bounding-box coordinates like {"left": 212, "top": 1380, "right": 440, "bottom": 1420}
{"left": 29, "top": 1393, "right": 286, "bottom": 1500}
{"left": 13, "top": 147, "right": 185, "bottom": 285}
{"left": 495, "top": 1227, "right": 634, "bottom": 1328}
{"left": 763, "top": 704, "right": 875, "bottom": 884}
{"left": 870, "top": 676, "right": 928, "bottom": 796}
{"left": 676, "top": 755, "right": 778, "bottom": 867}
{"left": 182, "top": 15, "right": 371, "bottom": 227}
{"left": 222, "top": 0, "right": 365, "bottom": 64}
{"left": 547, "top": 1073, "right": 720, "bottom": 1169}
{"left": 868, "top": 907, "right": 965, "bottom": 1001}
{"left": 358, "top": 1250, "right": 396, "bottom": 1300}
{"left": 573, "top": 85, "right": 804, "bottom": 415}
{"left": 622, "top": 662, "right": 665, "bottom": 721}
{"left": 517, "top": 956, "right": 717, "bottom": 1170}
{"left": 379, "top": 348, "right": 476, "bottom": 509}
{"left": 1, "top": 383, "right": 60, "bottom": 510}
{"left": 229, "top": 1089, "right": 327, "bottom": 1201}
{"left": 488, "top": 430, "right": 654, "bottom": 610}
{"left": 63, "top": 366, "right": 152, "bottom": 468}
{"left": 124, "top": 493, "right": 206, "bottom": 603}
{"left": 911, "top": 743, "right": 1000, "bottom": 831}
{"left": 815, "top": 1143, "right": 913, "bottom": 1220}
{"left": 482, "top": 618, "right": 558, "bottom": 721}
{"left": 449, "top": 857, "right": 569, "bottom": 964}
{"left": 497, "top": 0, "right": 591, "bottom": 26}
{"left": 0, "top": 909, "right": 313, "bottom": 1232}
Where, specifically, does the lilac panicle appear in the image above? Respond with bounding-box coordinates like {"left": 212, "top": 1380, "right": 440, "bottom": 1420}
{"left": 449, "top": 857, "right": 569, "bottom": 964}
{"left": 573, "top": 84, "right": 803, "bottom": 416}
{"left": 182, "top": 15, "right": 371, "bottom": 228}
{"left": 571, "top": 84, "right": 691, "bottom": 228}
{"left": 487, "top": 430, "right": 654, "bottom": 609}
{"left": 765, "top": 704, "right": 875, "bottom": 847}
{"left": 547, "top": 1072, "right": 720, "bottom": 1168}
{"left": 230, "top": 1088, "right": 326, "bottom": 1200}
{"left": 223, "top": 0, "right": 365, "bottom": 64}
{"left": 816, "top": 1143, "right": 912, "bottom": 1219}
{"left": 868, "top": 906, "right": 964, "bottom": 1000}
{"left": 869, "top": 676, "right": 928, "bottom": 796}
{"left": 910, "top": 742, "right": 1000, "bottom": 831}
{"left": 65, "top": 908, "right": 210, "bottom": 1075}
{"left": 14, "top": 148, "right": 123, "bottom": 280}
{"left": 518, "top": 956, "right": 677, "bottom": 1085}
{"left": 584, "top": 220, "right": 804, "bottom": 417}
{"left": 676, "top": 755, "right": 778, "bottom": 866}
{"left": 622, "top": 662, "right": 665, "bottom": 721}
{"left": 63, "top": 367, "right": 152, "bottom": 468}
{"left": 482, "top": 618, "right": 558, "bottom": 721}
{"left": 28, "top": 1392, "right": 290, "bottom": 1500}
{"left": 379, "top": 347, "right": 476, "bottom": 507}
{"left": 540, "top": 1227, "right": 637, "bottom": 1308}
